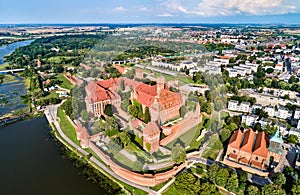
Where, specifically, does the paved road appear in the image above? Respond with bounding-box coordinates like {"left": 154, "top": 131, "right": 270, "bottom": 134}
{"left": 45, "top": 104, "right": 88, "bottom": 156}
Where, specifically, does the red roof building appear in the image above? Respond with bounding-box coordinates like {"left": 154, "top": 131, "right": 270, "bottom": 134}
{"left": 225, "top": 128, "right": 282, "bottom": 173}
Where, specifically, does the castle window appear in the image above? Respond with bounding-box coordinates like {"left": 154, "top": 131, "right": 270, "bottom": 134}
{"left": 255, "top": 157, "right": 258, "bottom": 161}
{"left": 233, "top": 150, "right": 236, "bottom": 153}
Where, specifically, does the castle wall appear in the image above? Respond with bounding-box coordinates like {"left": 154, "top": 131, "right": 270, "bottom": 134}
{"left": 160, "top": 113, "right": 202, "bottom": 146}
{"left": 89, "top": 141, "right": 186, "bottom": 186}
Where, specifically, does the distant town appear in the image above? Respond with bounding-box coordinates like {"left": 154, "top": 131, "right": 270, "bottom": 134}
{"left": 1, "top": 24, "right": 300, "bottom": 194}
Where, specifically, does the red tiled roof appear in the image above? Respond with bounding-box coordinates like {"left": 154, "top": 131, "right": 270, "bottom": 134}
{"left": 76, "top": 121, "right": 89, "bottom": 140}
{"left": 85, "top": 80, "right": 119, "bottom": 103}
{"left": 252, "top": 131, "right": 268, "bottom": 157}
{"left": 143, "top": 122, "right": 160, "bottom": 137}
{"left": 135, "top": 84, "right": 157, "bottom": 107}
{"left": 240, "top": 128, "right": 256, "bottom": 153}
{"left": 228, "top": 129, "right": 243, "bottom": 149}
{"left": 97, "top": 78, "right": 120, "bottom": 89}
{"left": 157, "top": 89, "right": 181, "bottom": 109}
{"left": 113, "top": 65, "right": 127, "bottom": 74}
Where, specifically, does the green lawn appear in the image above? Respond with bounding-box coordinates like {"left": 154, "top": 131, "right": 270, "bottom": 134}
{"left": 162, "top": 183, "right": 177, "bottom": 195}
{"left": 57, "top": 107, "right": 80, "bottom": 145}
{"left": 201, "top": 134, "right": 223, "bottom": 160}
{"left": 56, "top": 74, "right": 74, "bottom": 90}
{"left": 165, "top": 124, "right": 200, "bottom": 150}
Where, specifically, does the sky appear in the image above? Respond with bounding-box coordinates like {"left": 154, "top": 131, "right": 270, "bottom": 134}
{"left": 0, "top": 0, "right": 300, "bottom": 24}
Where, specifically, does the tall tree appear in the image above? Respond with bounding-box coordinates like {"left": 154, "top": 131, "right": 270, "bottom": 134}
{"left": 171, "top": 144, "right": 186, "bottom": 164}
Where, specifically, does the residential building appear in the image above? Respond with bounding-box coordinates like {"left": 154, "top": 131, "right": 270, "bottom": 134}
{"left": 294, "top": 108, "right": 300, "bottom": 120}
{"left": 277, "top": 106, "right": 291, "bottom": 119}
{"left": 228, "top": 100, "right": 239, "bottom": 111}
{"left": 264, "top": 106, "right": 275, "bottom": 117}
{"left": 240, "top": 102, "right": 251, "bottom": 113}
{"left": 298, "top": 120, "right": 300, "bottom": 129}
{"left": 242, "top": 115, "right": 259, "bottom": 126}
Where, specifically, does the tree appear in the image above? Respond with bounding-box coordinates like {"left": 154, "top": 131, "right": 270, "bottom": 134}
{"left": 246, "top": 185, "right": 259, "bottom": 195}
{"left": 80, "top": 109, "right": 89, "bottom": 121}
{"left": 287, "top": 134, "right": 299, "bottom": 144}
{"left": 92, "top": 120, "right": 105, "bottom": 134}
{"left": 199, "top": 182, "right": 219, "bottom": 195}
{"left": 120, "top": 79, "right": 125, "bottom": 91}
{"left": 255, "top": 108, "right": 268, "bottom": 119}
{"left": 273, "top": 172, "right": 286, "bottom": 187}
{"left": 171, "top": 144, "right": 186, "bottom": 164}
{"left": 201, "top": 102, "right": 213, "bottom": 114}
{"left": 226, "top": 173, "right": 239, "bottom": 192}
{"left": 215, "top": 168, "right": 229, "bottom": 187}
{"left": 261, "top": 184, "right": 286, "bottom": 195}
{"left": 104, "top": 117, "right": 119, "bottom": 136}
{"left": 205, "top": 90, "right": 212, "bottom": 102}
{"left": 143, "top": 107, "right": 151, "bottom": 123}
{"left": 104, "top": 104, "right": 113, "bottom": 117}
{"left": 292, "top": 184, "right": 300, "bottom": 195}
{"left": 61, "top": 98, "right": 73, "bottom": 118}
{"left": 174, "top": 172, "right": 199, "bottom": 194}
{"left": 254, "top": 123, "right": 262, "bottom": 131}
{"left": 119, "top": 131, "right": 131, "bottom": 147}
{"left": 208, "top": 163, "right": 219, "bottom": 183}
{"left": 179, "top": 106, "right": 187, "bottom": 118}
{"left": 220, "top": 128, "right": 231, "bottom": 142}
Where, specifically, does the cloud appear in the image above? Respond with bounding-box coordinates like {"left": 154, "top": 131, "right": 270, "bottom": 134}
{"left": 139, "top": 6, "right": 148, "bottom": 11}
{"left": 114, "top": 6, "right": 127, "bottom": 12}
{"left": 157, "top": 13, "right": 174, "bottom": 17}
{"left": 160, "top": 0, "right": 300, "bottom": 16}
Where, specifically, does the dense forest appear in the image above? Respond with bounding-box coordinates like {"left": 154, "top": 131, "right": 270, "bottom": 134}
{"left": 4, "top": 34, "right": 107, "bottom": 68}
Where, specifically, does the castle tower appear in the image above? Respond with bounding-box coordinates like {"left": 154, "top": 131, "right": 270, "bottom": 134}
{"left": 135, "top": 68, "right": 144, "bottom": 79}
{"left": 143, "top": 122, "right": 160, "bottom": 153}
{"left": 156, "top": 77, "right": 166, "bottom": 97}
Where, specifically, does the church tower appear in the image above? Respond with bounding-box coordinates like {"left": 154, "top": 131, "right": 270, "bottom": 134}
{"left": 156, "top": 77, "right": 165, "bottom": 97}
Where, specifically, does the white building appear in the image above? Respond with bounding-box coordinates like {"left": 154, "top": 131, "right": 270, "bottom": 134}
{"left": 233, "top": 66, "right": 252, "bottom": 75}
{"left": 277, "top": 107, "right": 291, "bottom": 119}
{"left": 214, "top": 58, "right": 229, "bottom": 66}
{"left": 151, "top": 61, "right": 197, "bottom": 72}
{"left": 228, "top": 100, "right": 239, "bottom": 111}
{"left": 242, "top": 115, "right": 259, "bottom": 126}
{"left": 298, "top": 120, "right": 300, "bottom": 129}
{"left": 259, "top": 118, "right": 272, "bottom": 129}
{"left": 227, "top": 68, "right": 238, "bottom": 77}
{"left": 240, "top": 102, "right": 251, "bottom": 113}
{"left": 294, "top": 109, "right": 300, "bottom": 120}
{"left": 264, "top": 106, "right": 275, "bottom": 117}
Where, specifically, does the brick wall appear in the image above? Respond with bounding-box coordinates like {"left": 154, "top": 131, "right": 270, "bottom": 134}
{"left": 89, "top": 142, "right": 186, "bottom": 186}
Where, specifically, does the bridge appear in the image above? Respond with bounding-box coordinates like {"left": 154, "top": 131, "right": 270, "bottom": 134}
{"left": 0, "top": 68, "right": 25, "bottom": 74}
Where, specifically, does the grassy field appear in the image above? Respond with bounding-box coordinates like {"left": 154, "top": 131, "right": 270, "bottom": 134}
{"left": 57, "top": 107, "right": 80, "bottom": 145}
{"left": 56, "top": 74, "right": 74, "bottom": 90}
{"left": 112, "top": 152, "right": 137, "bottom": 170}
{"left": 201, "top": 134, "right": 223, "bottom": 160}
{"left": 0, "top": 63, "right": 10, "bottom": 70}
{"left": 165, "top": 124, "right": 200, "bottom": 150}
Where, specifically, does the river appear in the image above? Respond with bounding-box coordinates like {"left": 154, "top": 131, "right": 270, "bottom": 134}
{"left": 0, "top": 117, "right": 104, "bottom": 194}
{"left": 0, "top": 40, "right": 34, "bottom": 115}
{"left": 0, "top": 41, "right": 105, "bottom": 194}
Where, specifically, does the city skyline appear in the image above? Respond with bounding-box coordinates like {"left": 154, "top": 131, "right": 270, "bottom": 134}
{"left": 1, "top": 0, "right": 300, "bottom": 24}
